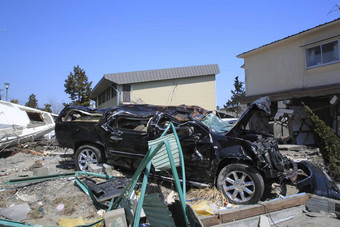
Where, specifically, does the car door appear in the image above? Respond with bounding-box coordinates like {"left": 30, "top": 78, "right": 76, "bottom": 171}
{"left": 98, "top": 114, "right": 150, "bottom": 169}
{"left": 148, "top": 114, "right": 214, "bottom": 183}
{"left": 178, "top": 123, "right": 215, "bottom": 183}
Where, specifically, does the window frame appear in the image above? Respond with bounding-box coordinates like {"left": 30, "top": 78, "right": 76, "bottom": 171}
{"left": 305, "top": 40, "right": 340, "bottom": 69}
{"left": 106, "top": 87, "right": 111, "bottom": 101}
{"left": 123, "top": 84, "right": 131, "bottom": 102}
{"left": 108, "top": 116, "right": 149, "bottom": 133}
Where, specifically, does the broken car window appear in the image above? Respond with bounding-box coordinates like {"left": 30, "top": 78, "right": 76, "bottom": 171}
{"left": 61, "top": 110, "right": 102, "bottom": 122}
{"left": 114, "top": 117, "right": 149, "bottom": 132}
{"left": 201, "top": 113, "right": 233, "bottom": 133}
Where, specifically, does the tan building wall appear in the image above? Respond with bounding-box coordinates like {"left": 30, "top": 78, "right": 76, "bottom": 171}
{"left": 97, "top": 97, "right": 116, "bottom": 109}
{"left": 96, "top": 85, "right": 121, "bottom": 109}
{"left": 241, "top": 20, "right": 340, "bottom": 97}
{"left": 131, "top": 76, "right": 216, "bottom": 111}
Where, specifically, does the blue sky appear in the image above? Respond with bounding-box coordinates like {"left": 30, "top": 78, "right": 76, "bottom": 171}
{"left": 0, "top": 0, "right": 339, "bottom": 112}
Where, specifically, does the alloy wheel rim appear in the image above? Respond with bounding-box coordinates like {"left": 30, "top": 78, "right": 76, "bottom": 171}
{"left": 223, "top": 170, "right": 255, "bottom": 203}
{"left": 78, "top": 149, "right": 98, "bottom": 170}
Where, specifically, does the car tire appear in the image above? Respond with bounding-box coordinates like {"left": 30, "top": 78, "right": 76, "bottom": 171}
{"left": 75, "top": 145, "right": 103, "bottom": 171}
{"left": 217, "top": 163, "right": 265, "bottom": 205}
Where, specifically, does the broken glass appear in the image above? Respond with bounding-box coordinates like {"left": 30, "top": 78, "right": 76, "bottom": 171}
{"left": 201, "top": 113, "right": 233, "bottom": 133}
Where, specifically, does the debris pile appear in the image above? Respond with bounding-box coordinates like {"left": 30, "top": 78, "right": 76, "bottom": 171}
{"left": 279, "top": 145, "right": 325, "bottom": 167}
{"left": 1, "top": 141, "right": 340, "bottom": 226}
{"left": 0, "top": 151, "right": 100, "bottom": 225}
{"left": 0, "top": 144, "right": 182, "bottom": 226}
{"left": 1, "top": 97, "right": 340, "bottom": 226}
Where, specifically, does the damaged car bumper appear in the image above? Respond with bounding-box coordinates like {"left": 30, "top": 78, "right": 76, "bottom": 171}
{"left": 296, "top": 161, "right": 340, "bottom": 200}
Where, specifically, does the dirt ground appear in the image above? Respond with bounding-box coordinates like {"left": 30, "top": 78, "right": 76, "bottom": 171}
{"left": 0, "top": 143, "right": 97, "bottom": 225}
{"left": 0, "top": 140, "right": 176, "bottom": 226}
{"left": 0, "top": 139, "right": 338, "bottom": 226}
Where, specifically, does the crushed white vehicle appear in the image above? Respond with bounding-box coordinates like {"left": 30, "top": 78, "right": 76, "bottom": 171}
{"left": 0, "top": 100, "right": 55, "bottom": 150}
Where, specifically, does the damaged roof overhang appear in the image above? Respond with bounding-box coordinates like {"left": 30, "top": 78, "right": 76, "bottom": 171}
{"left": 239, "top": 83, "right": 340, "bottom": 104}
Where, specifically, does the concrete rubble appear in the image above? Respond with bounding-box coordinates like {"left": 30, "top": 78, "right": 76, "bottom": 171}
{"left": 0, "top": 140, "right": 339, "bottom": 226}
{"left": 0, "top": 203, "right": 31, "bottom": 222}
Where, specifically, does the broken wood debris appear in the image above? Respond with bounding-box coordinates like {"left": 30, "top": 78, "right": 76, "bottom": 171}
{"left": 198, "top": 193, "right": 311, "bottom": 226}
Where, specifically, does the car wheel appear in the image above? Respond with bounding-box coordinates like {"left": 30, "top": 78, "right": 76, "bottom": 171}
{"left": 217, "top": 163, "right": 264, "bottom": 205}
{"left": 75, "top": 145, "right": 102, "bottom": 171}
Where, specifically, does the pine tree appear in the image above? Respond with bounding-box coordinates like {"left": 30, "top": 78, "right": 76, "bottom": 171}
{"left": 224, "top": 76, "right": 245, "bottom": 117}
{"left": 25, "top": 94, "right": 38, "bottom": 108}
{"left": 10, "top": 99, "right": 19, "bottom": 104}
{"left": 64, "top": 65, "right": 92, "bottom": 106}
{"left": 43, "top": 104, "right": 52, "bottom": 113}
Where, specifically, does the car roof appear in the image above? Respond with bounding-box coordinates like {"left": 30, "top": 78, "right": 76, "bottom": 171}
{"left": 106, "top": 104, "right": 211, "bottom": 122}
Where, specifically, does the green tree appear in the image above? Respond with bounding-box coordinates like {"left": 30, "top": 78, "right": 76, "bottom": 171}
{"left": 43, "top": 103, "right": 52, "bottom": 113}
{"left": 10, "top": 99, "right": 19, "bottom": 104}
{"left": 304, "top": 103, "right": 340, "bottom": 181}
{"left": 224, "top": 76, "right": 245, "bottom": 117}
{"left": 25, "top": 94, "right": 38, "bottom": 108}
{"left": 64, "top": 65, "right": 92, "bottom": 106}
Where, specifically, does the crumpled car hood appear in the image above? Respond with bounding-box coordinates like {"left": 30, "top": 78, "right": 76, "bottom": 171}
{"left": 227, "top": 96, "right": 271, "bottom": 137}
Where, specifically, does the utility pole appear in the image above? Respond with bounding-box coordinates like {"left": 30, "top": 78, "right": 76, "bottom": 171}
{"left": 4, "top": 83, "right": 9, "bottom": 101}
{"left": 1, "top": 28, "right": 9, "bottom": 101}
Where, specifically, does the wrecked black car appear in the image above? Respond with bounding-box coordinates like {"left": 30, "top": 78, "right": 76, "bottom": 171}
{"left": 55, "top": 97, "right": 340, "bottom": 204}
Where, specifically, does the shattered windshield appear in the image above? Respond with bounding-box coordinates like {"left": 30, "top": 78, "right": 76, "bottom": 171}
{"left": 201, "top": 113, "right": 233, "bottom": 133}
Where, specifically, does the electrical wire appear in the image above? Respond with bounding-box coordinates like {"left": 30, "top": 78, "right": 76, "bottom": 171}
{"left": 259, "top": 203, "right": 278, "bottom": 227}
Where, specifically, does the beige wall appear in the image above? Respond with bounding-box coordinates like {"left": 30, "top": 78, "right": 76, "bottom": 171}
{"left": 241, "top": 20, "right": 340, "bottom": 97}
{"left": 97, "top": 98, "right": 116, "bottom": 109}
{"left": 96, "top": 85, "right": 120, "bottom": 109}
{"left": 131, "top": 76, "right": 216, "bottom": 111}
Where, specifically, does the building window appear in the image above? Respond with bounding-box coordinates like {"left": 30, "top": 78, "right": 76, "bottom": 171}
{"left": 306, "top": 40, "right": 339, "bottom": 68}
{"left": 106, "top": 87, "right": 111, "bottom": 101}
{"left": 98, "top": 94, "right": 102, "bottom": 105}
{"left": 111, "top": 84, "right": 117, "bottom": 98}
{"left": 123, "top": 84, "right": 131, "bottom": 102}
{"left": 101, "top": 91, "right": 106, "bottom": 104}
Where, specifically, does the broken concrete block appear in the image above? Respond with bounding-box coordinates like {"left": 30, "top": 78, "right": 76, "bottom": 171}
{"left": 258, "top": 215, "right": 271, "bottom": 227}
{"left": 306, "top": 196, "right": 336, "bottom": 213}
{"left": 88, "top": 163, "right": 113, "bottom": 173}
{"left": 104, "top": 208, "right": 127, "bottom": 227}
{"left": 33, "top": 166, "right": 56, "bottom": 176}
{"left": 0, "top": 203, "right": 31, "bottom": 221}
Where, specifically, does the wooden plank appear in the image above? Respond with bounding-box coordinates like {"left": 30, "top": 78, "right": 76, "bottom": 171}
{"left": 219, "top": 193, "right": 311, "bottom": 224}
{"left": 219, "top": 204, "right": 265, "bottom": 224}
{"left": 262, "top": 193, "right": 311, "bottom": 212}
{"left": 196, "top": 193, "right": 311, "bottom": 226}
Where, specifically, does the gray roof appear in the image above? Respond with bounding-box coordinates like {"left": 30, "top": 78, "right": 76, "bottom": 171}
{"left": 91, "top": 64, "right": 219, "bottom": 97}
{"left": 104, "top": 64, "right": 219, "bottom": 84}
